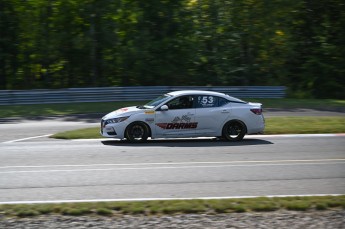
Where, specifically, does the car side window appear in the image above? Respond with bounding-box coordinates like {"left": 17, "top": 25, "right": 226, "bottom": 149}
{"left": 166, "top": 96, "right": 194, "bottom": 110}
{"left": 196, "top": 95, "right": 218, "bottom": 108}
{"left": 218, "top": 97, "right": 230, "bottom": 107}
{"left": 196, "top": 96, "right": 229, "bottom": 108}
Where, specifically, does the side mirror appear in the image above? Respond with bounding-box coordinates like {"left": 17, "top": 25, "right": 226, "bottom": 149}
{"left": 160, "top": 105, "right": 169, "bottom": 111}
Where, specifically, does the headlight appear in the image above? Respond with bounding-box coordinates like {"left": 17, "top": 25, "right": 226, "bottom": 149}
{"left": 105, "top": 116, "right": 129, "bottom": 126}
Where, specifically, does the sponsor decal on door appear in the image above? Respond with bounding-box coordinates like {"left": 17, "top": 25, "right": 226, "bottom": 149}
{"left": 156, "top": 115, "right": 198, "bottom": 129}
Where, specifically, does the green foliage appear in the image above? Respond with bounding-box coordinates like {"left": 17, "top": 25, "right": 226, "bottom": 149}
{"left": 16, "top": 209, "right": 40, "bottom": 217}
{"left": 1, "top": 0, "right": 344, "bottom": 98}
{"left": 284, "top": 201, "right": 310, "bottom": 211}
{"left": 52, "top": 127, "right": 101, "bottom": 139}
{"left": 61, "top": 207, "right": 91, "bottom": 216}
{"left": 265, "top": 116, "right": 345, "bottom": 134}
{"left": 96, "top": 208, "right": 113, "bottom": 216}
{"left": 161, "top": 200, "right": 207, "bottom": 214}
{"left": 1, "top": 196, "right": 345, "bottom": 218}
{"left": 315, "top": 203, "right": 328, "bottom": 210}
{"left": 288, "top": 0, "right": 345, "bottom": 99}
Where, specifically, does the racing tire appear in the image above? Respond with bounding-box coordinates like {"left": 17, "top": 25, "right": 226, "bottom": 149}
{"left": 125, "top": 122, "right": 149, "bottom": 142}
{"left": 222, "top": 121, "right": 246, "bottom": 142}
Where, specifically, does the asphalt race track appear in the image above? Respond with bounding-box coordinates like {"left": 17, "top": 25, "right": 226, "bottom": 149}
{"left": 0, "top": 112, "right": 344, "bottom": 204}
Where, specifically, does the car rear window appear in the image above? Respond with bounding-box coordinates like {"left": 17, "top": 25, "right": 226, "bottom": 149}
{"left": 196, "top": 95, "right": 229, "bottom": 108}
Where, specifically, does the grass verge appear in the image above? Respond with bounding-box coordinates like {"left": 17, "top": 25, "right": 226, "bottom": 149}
{"left": 0, "top": 101, "right": 139, "bottom": 118}
{"left": 264, "top": 116, "right": 345, "bottom": 134}
{"left": 1, "top": 99, "right": 344, "bottom": 119}
{"left": 51, "top": 116, "right": 345, "bottom": 139}
{"left": 1, "top": 196, "right": 344, "bottom": 218}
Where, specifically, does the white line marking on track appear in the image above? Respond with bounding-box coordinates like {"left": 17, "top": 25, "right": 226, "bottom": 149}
{"left": 2, "top": 134, "right": 52, "bottom": 143}
{"left": 1, "top": 133, "right": 343, "bottom": 144}
{"left": 1, "top": 160, "right": 344, "bottom": 174}
{"left": 0, "top": 194, "right": 343, "bottom": 205}
{"left": 1, "top": 159, "right": 344, "bottom": 170}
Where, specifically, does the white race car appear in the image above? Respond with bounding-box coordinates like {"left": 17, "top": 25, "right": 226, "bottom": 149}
{"left": 101, "top": 90, "right": 264, "bottom": 142}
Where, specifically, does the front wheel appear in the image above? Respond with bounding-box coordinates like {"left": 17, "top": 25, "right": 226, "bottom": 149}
{"left": 125, "top": 122, "right": 149, "bottom": 142}
{"left": 222, "top": 121, "right": 246, "bottom": 141}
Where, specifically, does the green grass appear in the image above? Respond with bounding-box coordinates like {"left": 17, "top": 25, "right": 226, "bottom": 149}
{"left": 0, "top": 99, "right": 344, "bottom": 118}
{"left": 0, "top": 101, "right": 140, "bottom": 118}
{"left": 0, "top": 196, "right": 344, "bottom": 218}
{"left": 51, "top": 116, "right": 345, "bottom": 139}
{"left": 264, "top": 116, "right": 345, "bottom": 134}
{"left": 52, "top": 127, "right": 100, "bottom": 139}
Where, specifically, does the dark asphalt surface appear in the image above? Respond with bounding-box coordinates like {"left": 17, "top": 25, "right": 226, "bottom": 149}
{"left": 0, "top": 136, "right": 344, "bottom": 203}
{"left": 0, "top": 109, "right": 344, "bottom": 203}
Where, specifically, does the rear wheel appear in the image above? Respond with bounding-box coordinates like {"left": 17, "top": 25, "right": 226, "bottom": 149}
{"left": 125, "top": 122, "right": 149, "bottom": 142}
{"left": 222, "top": 121, "right": 246, "bottom": 141}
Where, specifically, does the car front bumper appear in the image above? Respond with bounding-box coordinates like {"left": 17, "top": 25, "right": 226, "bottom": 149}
{"left": 100, "top": 120, "right": 126, "bottom": 139}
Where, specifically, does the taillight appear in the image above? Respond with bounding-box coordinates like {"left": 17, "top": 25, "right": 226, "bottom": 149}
{"left": 250, "top": 108, "right": 262, "bottom": 115}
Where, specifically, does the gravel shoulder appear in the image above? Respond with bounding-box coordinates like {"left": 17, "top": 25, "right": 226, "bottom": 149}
{"left": 1, "top": 210, "right": 344, "bottom": 229}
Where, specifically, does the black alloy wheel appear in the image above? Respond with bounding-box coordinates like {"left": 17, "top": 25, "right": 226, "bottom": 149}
{"left": 125, "top": 122, "right": 149, "bottom": 142}
{"left": 222, "top": 121, "right": 246, "bottom": 141}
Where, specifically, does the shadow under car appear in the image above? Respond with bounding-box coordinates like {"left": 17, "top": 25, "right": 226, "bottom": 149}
{"left": 101, "top": 137, "right": 273, "bottom": 147}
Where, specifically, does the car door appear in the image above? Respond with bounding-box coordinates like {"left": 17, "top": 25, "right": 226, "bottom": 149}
{"left": 154, "top": 95, "right": 197, "bottom": 138}
{"left": 194, "top": 95, "right": 230, "bottom": 136}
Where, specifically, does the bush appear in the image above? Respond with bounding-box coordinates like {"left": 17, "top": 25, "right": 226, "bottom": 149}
{"left": 285, "top": 202, "right": 310, "bottom": 211}
{"left": 96, "top": 208, "right": 113, "bottom": 216}
{"left": 251, "top": 203, "right": 278, "bottom": 212}
{"left": 16, "top": 210, "right": 39, "bottom": 217}
{"left": 61, "top": 207, "right": 91, "bottom": 216}
{"left": 315, "top": 203, "right": 328, "bottom": 210}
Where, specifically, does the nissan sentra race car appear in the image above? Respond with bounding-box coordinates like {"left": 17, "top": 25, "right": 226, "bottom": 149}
{"left": 100, "top": 90, "right": 264, "bottom": 142}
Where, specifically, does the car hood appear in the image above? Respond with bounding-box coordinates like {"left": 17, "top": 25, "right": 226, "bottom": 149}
{"left": 102, "top": 106, "right": 143, "bottom": 119}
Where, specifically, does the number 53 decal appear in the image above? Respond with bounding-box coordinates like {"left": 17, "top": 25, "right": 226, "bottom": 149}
{"left": 198, "top": 96, "right": 214, "bottom": 105}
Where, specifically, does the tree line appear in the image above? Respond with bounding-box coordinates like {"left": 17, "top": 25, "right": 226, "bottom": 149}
{"left": 1, "top": 0, "right": 344, "bottom": 98}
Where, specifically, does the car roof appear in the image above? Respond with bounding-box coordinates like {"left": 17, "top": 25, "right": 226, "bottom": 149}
{"left": 166, "top": 90, "right": 246, "bottom": 103}
{"left": 167, "top": 90, "right": 224, "bottom": 96}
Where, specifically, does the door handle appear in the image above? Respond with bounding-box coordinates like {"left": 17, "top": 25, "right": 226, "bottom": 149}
{"left": 221, "top": 110, "right": 230, "bottom": 113}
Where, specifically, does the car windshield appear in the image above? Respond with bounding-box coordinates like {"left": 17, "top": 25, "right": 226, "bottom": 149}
{"left": 142, "top": 94, "right": 172, "bottom": 108}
